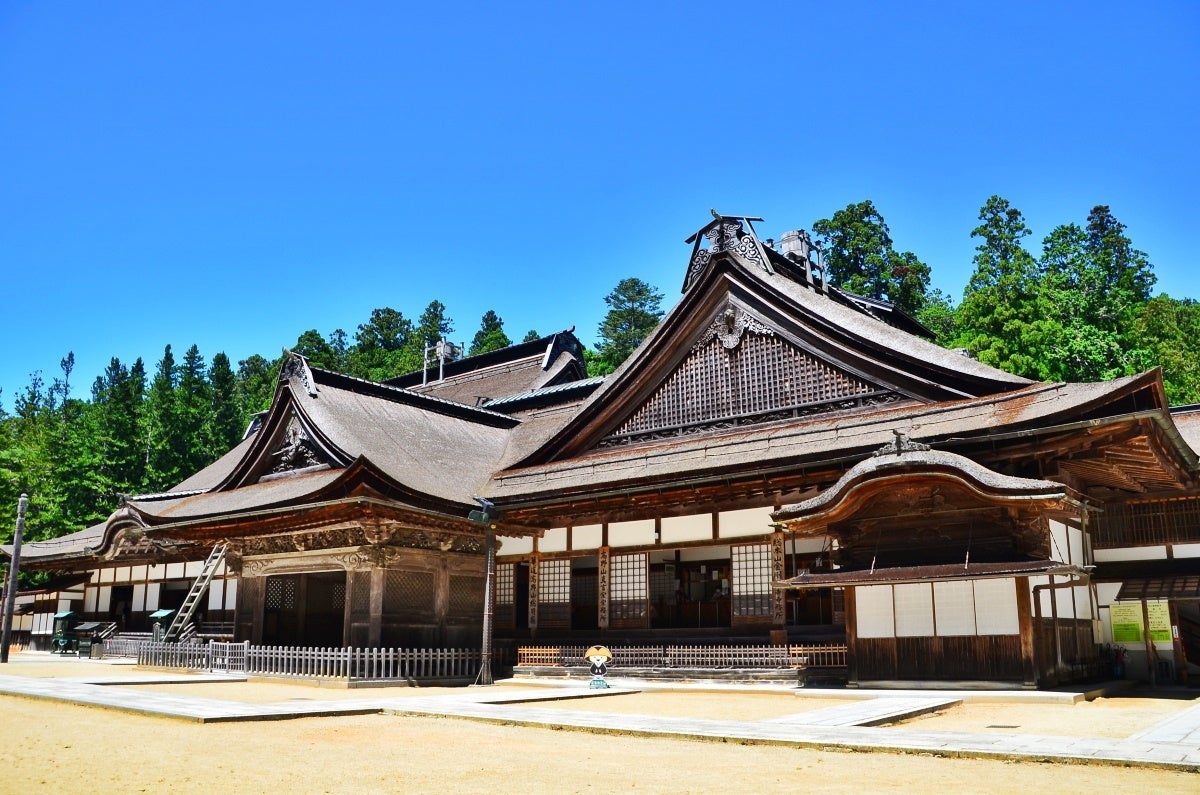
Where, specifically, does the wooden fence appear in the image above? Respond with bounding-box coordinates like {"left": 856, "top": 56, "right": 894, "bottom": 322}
{"left": 135, "top": 641, "right": 480, "bottom": 683}
{"left": 516, "top": 643, "right": 846, "bottom": 669}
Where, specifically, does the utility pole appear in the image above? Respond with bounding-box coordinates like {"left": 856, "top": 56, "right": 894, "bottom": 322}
{"left": 1, "top": 494, "right": 29, "bottom": 663}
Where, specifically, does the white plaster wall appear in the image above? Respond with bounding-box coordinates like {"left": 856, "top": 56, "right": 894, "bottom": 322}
{"left": 497, "top": 535, "right": 533, "bottom": 556}
{"left": 539, "top": 527, "right": 568, "bottom": 553}
{"left": 608, "top": 519, "right": 655, "bottom": 547}
{"left": 225, "top": 578, "right": 238, "bottom": 609}
{"left": 572, "top": 524, "right": 603, "bottom": 550}
{"left": 97, "top": 586, "right": 111, "bottom": 614}
{"left": 718, "top": 507, "right": 774, "bottom": 539}
{"left": 1093, "top": 546, "right": 1168, "bottom": 562}
{"left": 84, "top": 588, "right": 97, "bottom": 613}
{"left": 132, "top": 584, "right": 146, "bottom": 612}
{"left": 99, "top": 568, "right": 114, "bottom": 584}
{"left": 856, "top": 585, "right": 895, "bottom": 638}
{"left": 933, "top": 580, "right": 977, "bottom": 636}
{"left": 973, "top": 578, "right": 1019, "bottom": 635}
{"left": 115, "top": 566, "right": 131, "bottom": 582}
{"left": 893, "top": 583, "right": 934, "bottom": 637}
{"left": 679, "top": 546, "right": 728, "bottom": 562}
{"left": 1173, "top": 543, "right": 1200, "bottom": 558}
{"left": 185, "top": 560, "right": 202, "bottom": 578}
{"left": 165, "top": 562, "right": 185, "bottom": 580}
{"left": 660, "top": 514, "right": 711, "bottom": 544}
{"left": 208, "top": 578, "right": 225, "bottom": 610}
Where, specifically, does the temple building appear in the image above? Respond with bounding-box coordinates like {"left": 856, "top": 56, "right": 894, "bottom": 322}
{"left": 5, "top": 213, "right": 1199, "bottom": 688}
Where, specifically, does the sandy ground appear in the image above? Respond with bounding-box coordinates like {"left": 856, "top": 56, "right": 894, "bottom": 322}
{"left": 1, "top": 655, "right": 1198, "bottom": 793}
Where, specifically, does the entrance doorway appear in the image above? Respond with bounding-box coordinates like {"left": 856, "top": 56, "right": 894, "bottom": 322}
{"left": 262, "top": 571, "right": 346, "bottom": 646}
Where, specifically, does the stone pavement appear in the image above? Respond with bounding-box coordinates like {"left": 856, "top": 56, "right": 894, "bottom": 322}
{"left": 761, "top": 695, "right": 961, "bottom": 727}
{"left": 1, "top": 670, "right": 1198, "bottom": 771}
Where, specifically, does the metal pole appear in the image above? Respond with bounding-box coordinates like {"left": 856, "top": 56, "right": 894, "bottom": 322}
{"left": 1, "top": 494, "right": 29, "bottom": 664}
{"left": 477, "top": 530, "right": 496, "bottom": 685}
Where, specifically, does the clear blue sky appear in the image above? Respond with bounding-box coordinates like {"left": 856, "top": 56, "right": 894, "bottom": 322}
{"left": 2, "top": 2, "right": 1197, "bottom": 404}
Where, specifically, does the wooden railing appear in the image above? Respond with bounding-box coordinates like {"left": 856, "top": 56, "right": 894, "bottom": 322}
{"left": 516, "top": 643, "right": 847, "bottom": 669}
{"left": 136, "top": 641, "right": 480, "bottom": 683}
{"left": 1093, "top": 496, "right": 1200, "bottom": 547}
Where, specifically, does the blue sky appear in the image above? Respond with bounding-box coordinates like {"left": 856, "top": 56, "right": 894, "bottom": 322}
{"left": 1, "top": 2, "right": 1197, "bottom": 404}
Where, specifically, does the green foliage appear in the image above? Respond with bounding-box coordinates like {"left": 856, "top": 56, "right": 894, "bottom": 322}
{"left": 812, "top": 200, "right": 932, "bottom": 315}
{"left": 469, "top": 310, "right": 512, "bottom": 356}
{"left": 1127, "top": 295, "right": 1200, "bottom": 404}
{"left": 522, "top": 330, "right": 541, "bottom": 343}
{"left": 595, "top": 277, "right": 664, "bottom": 373}
{"left": 952, "top": 196, "right": 1054, "bottom": 379}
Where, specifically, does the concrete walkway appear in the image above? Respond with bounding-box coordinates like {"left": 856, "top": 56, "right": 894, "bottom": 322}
{"left": 1, "top": 672, "right": 1198, "bottom": 771}
{"left": 761, "top": 696, "right": 961, "bottom": 727}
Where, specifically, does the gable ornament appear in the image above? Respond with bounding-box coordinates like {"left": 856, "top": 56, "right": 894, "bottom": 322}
{"left": 695, "top": 306, "right": 774, "bottom": 351}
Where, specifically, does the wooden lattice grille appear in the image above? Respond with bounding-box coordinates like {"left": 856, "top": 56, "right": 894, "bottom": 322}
{"left": 731, "top": 543, "right": 772, "bottom": 619}
{"left": 384, "top": 570, "right": 435, "bottom": 616}
{"left": 610, "top": 553, "right": 648, "bottom": 627}
{"left": 1094, "top": 496, "right": 1200, "bottom": 547}
{"left": 495, "top": 563, "right": 515, "bottom": 630}
{"left": 601, "top": 332, "right": 894, "bottom": 446}
{"left": 537, "top": 559, "right": 571, "bottom": 630}
{"left": 448, "top": 575, "right": 485, "bottom": 619}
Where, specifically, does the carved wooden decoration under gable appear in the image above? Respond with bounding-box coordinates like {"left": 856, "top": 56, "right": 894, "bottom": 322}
{"left": 268, "top": 416, "right": 326, "bottom": 474}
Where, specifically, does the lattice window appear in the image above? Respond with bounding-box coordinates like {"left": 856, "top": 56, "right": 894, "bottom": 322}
{"left": 610, "top": 553, "right": 648, "bottom": 626}
{"left": 265, "top": 576, "right": 297, "bottom": 611}
{"left": 537, "top": 559, "right": 571, "bottom": 629}
{"left": 350, "top": 572, "right": 371, "bottom": 614}
{"left": 383, "top": 570, "right": 435, "bottom": 616}
{"left": 448, "top": 575, "right": 485, "bottom": 619}
{"left": 572, "top": 571, "right": 598, "bottom": 606}
{"left": 496, "top": 563, "right": 515, "bottom": 605}
{"left": 731, "top": 543, "right": 771, "bottom": 618}
{"left": 602, "top": 332, "right": 892, "bottom": 446}
{"left": 649, "top": 568, "right": 675, "bottom": 600}
{"left": 495, "top": 563, "right": 515, "bottom": 630}
{"left": 330, "top": 581, "right": 346, "bottom": 611}
{"left": 1094, "top": 496, "right": 1200, "bottom": 547}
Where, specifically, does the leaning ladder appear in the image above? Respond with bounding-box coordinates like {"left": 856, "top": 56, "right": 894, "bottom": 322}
{"left": 163, "top": 543, "right": 227, "bottom": 642}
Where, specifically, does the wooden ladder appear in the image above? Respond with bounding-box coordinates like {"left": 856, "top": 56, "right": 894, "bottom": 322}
{"left": 163, "top": 543, "right": 227, "bottom": 642}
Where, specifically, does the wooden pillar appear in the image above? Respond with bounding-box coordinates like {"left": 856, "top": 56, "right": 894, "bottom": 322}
{"left": 597, "top": 547, "right": 610, "bottom": 631}
{"left": 527, "top": 556, "right": 539, "bottom": 638}
{"left": 1142, "top": 598, "right": 1159, "bottom": 687}
{"left": 843, "top": 587, "right": 858, "bottom": 686}
{"left": 1015, "top": 576, "right": 1037, "bottom": 687}
{"left": 1169, "top": 601, "right": 1187, "bottom": 686}
{"left": 369, "top": 568, "right": 384, "bottom": 647}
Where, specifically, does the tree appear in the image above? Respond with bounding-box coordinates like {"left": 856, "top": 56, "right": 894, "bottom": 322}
{"left": 953, "top": 196, "right": 1055, "bottom": 379}
{"left": 236, "top": 354, "right": 279, "bottom": 416}
{"left": 1127, "top": 295, "right": 1200, "bottom": 404}
{"left": 293, "top": 329, "right": 340, "bottom": 371}
{"left": 468, "top": 310, "right": 511, "bottom": 356}
{"left": 594, "top": 278, "right": 664, "bottom": 374}
{"left": 91, "top": 357, "right": 147, "bottom": 493}
{"left": 143, "top": 345, "right": 179, "bottom": 489}
{"left": 522, "top": 329, "right": 541, "bottom": 343}
{"left": 209, "top": 352, "right": 244, "bottom": 454}
{"left": 811, "top": 200, "right": 932, "bottom": 315}
{"left": 174, "top": 344, "right": 212, "bottom": 477}
{"left": 347, "top": 307, "right": 414, "bottom": 381}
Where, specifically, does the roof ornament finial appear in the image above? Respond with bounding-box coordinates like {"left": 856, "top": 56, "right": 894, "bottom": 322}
{"left": 682, "top": 211, "right": 773, "bottom": 293}
{"left": 280, "top": 349, "right": 319, "bottom": 397}
{"left": 873, "top": 430, "right": 931, "bottom": 457}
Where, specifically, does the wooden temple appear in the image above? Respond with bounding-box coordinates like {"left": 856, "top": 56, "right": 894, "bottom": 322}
{"left": 5, "top": 213, "right": 1199, "bottom": 688}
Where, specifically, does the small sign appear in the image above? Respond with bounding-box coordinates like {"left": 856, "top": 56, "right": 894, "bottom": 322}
{"left": 1110, "top": 600, "right": 1172, "bottom": 643}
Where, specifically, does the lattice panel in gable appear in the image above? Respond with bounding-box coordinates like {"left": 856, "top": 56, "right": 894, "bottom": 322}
{"left": 601, "top": 331, "right": 897, "bottom": 447}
